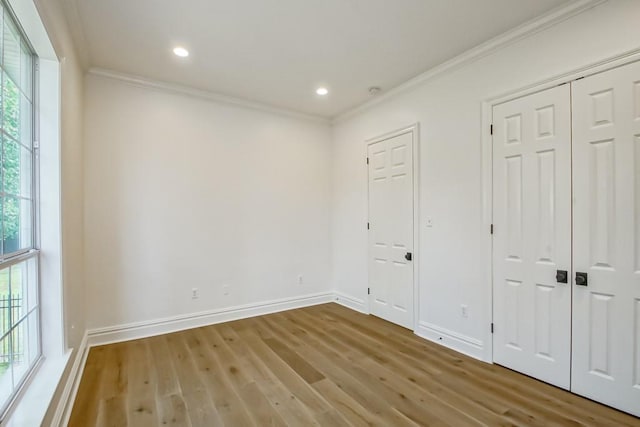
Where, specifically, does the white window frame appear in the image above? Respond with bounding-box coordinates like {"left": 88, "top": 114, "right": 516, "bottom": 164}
{"left": 0, "top": 0, "right": 40, "bottom": 419}
{"left": 0, "top": 0, "right": 67, "bottom": 424}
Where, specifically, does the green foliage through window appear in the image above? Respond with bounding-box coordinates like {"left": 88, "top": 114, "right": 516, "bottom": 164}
{"left": 3, "top": 75, "right": 22, "bottom": 244}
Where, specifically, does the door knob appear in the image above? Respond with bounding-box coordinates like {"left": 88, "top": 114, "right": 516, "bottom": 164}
{"left": 556, "top": 270, "right": 568, "bottom": 283}
{"left": 405, "top": 252, "right": 412, "bottom": 261}
{"left": 576, "top": 272, "right": 588, "bottom": 287}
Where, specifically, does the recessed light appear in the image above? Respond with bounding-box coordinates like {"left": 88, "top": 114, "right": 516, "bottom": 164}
{"left": 316, "top": 87, "right": 329, "bottom": 96}
{"left": 173, "top": 47, "right": 189, "bottom": 58}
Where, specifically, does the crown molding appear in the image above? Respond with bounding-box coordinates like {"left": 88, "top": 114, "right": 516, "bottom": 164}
{"left": 81, "top": 0, "right": 604, "bottom": 125}
{"left": 332, "top": 0, "right": 607, "bottom": 124}
{"left": 88, "top": 68, "right": 331, "bottom": 125}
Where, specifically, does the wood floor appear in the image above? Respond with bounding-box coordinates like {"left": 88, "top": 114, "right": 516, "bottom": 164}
{"left": 69, "top": 303, "right": 640, "bottom": 426}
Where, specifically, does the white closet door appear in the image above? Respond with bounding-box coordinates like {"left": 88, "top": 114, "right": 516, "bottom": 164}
{"left": 367, "top": 131, "right": 414, "bottom": 329}
{"left": 492, "top": 85, "right": 572, "bottom": 389}
{"left": 572, "top": 60, "right": 640, "bottom": 417}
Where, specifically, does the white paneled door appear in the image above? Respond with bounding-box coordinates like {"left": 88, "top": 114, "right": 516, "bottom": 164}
{"left": 367, "top": 130, "right": 414, "bottom": 329}
{"left": 492, "top": 85, "right": 572, "bottom": 389}
{"left": 571, "top": 61, "right": 640, "bottom": 417}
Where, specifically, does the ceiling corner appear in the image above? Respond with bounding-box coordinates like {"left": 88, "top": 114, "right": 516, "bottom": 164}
{"left": 58, "top": 0, "right": 91, "bottom": 68}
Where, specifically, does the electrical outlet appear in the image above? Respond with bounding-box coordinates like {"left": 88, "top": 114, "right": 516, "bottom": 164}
{"left": 192, "top": 288, "right": 199, "bottom": 299}
{"left": 297, "top": 275, "right": 304, "bottom": 285}
{"left": 461, "top": 304, "right": 469, "bottom": 318}
{"left": 223, "top": 284, "right": 230, "bottom": 296}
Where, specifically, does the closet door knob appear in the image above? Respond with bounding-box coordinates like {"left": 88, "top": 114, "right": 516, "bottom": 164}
{"left": 556, "top": 270, "right": 568, "bottom": 284}
{"left": 576, "top": 272, "right": 588, "bottom": 287}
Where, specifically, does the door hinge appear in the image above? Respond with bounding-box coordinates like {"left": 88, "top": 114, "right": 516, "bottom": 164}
{"left": 367, "top": 222, "right": 370, "bottom": 230}
{"left": 490, "top": 224, "right": 494, "bottom": 235}
{"left": 490, "top": 124, "right": 493, "bottom": 135}
{"left": 366, "top": 157, "right": 369, "bottom": 165}
{"left": 368, "top": 288, "right": 370, "bottom": 295}
{"left": 491, "top": 323, "right": 494, "bottom": 334}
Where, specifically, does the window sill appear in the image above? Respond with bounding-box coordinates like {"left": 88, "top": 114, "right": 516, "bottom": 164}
{"left": 4, "top": 350, "right": 71, "bottom": 427}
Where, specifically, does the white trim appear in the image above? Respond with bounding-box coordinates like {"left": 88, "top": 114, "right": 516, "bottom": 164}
{"left": 52, "top": 332, "right": 89, "bottom": 427}
{"left": 38, "top": 57, "right": 65, "bottom": 358}
{"left": 3, "top": 354, "right": 70, "bottom": 427}
{"left": 482, "top": 50, "right": 640, "bottom": 367}
{"left": 487, "top": 47, "right": 640, "bottom": 106}
{"left": 415, "top": 321, "right": 486, "bottom": 362}
{"left": 481, "top": 102, "right": 494, "bottom": 364}
{"left": 334, "top": 291, "right": 368, "bottom": 314}
{"left": 333, "top": 0, "right": 605, "bottom": 123}
{"left": 86, "top": 292, "right": 334, "bottom": 347}
{"left": 9, "top": 0, "right": 57, "bottom": 60}
{"left": 87, "top": 68, "right": 330, "bottom": 125}
{"left": 412, "top": 125, "right": 420, "bottom": 332}
{"left": 364, "top": 124, "right": 419, "bottom": 145}
{"left": 365, "top": 123, "right": 420, "bottom": 330}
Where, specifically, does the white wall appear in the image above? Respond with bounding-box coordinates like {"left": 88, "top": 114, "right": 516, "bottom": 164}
{"left": 331, "top": 0, "right": 640, "bottom": 360}
{"left": 84, "top": 74, "right": 332, "bottom": 330}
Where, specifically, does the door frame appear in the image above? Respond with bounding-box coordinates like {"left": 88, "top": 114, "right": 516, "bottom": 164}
{"left": 481, "top": 47, "right": 640, "bottom": 364}
{"left": 365, "top": 123, "right": 420, "bottom": 331}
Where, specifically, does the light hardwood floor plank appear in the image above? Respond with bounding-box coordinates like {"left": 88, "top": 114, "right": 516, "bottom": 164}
{"left": 148, "top": 336, "right": 182, "bottom": 398}
{"left": 99, "top": 342, "right": 129, "bottom": 400}
{"left": 126, "top": 340, "right": 158, "bottom": 426}
{"left": 156, "top": 394, "right": 191, "bottom": 427}
{"left": 188, "top": 327, "right": 256, "bottom": 426}
{"left": 273, "top": 312, "right": 475, "bottom": 426}
{"left": 68, "top": 345, "right": 106, "bottom": 426}
{"left": 319, "top": 304, "right": 637, "bottom": 426}
{"left": 96, "top": 396, "right": 128, "bottom": 427}
{"left": 69, "top": 303, "right": 640, "bottom": 426}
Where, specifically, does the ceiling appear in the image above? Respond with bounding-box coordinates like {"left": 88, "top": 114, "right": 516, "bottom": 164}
{"left": 64, "top": 0, "right": 574, "bottom": 118}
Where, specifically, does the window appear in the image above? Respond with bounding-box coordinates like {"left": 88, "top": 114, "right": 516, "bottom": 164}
{"left": 0, "top": 1, "right": 37, "bottom": 415}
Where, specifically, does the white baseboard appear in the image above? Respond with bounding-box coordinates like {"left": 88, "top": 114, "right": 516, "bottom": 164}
{"left": 52, "top": 331, "right": 89, "bottom": 427}
{"left": 334, "top": 291, "right": 368, "bottom": 314}
{"left": 87, "top": 292, "right": 335, "bottom": 347}
{"left": 415, "top": 321, "right": 485, "bottom": 361}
